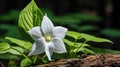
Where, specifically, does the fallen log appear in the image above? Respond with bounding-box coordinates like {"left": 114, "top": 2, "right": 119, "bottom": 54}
{"left": 31, "top": 54, "right": 120, "bottom": 67}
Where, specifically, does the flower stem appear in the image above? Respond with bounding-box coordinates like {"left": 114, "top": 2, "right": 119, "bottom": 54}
{"left": 70, "top": 38, "right": 78, "bottom": 58}
{"left": 41, "top": 54, "right": 48, "bottom": 63}
{"left": 74, "top": 40, "right": 87, "bottom": 57}
{"left": 33, "top": 55, "right": 38, "bottom": 63}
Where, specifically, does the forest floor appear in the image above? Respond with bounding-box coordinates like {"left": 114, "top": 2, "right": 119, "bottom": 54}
{"left": 31, "top": 54, "right": 120, "bottom": 67}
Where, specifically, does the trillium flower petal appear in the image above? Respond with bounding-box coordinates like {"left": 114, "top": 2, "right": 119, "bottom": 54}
{"left": 41, "top": 14, "right": 54, "bottom": 34}
{"left": 52, "top": 37, "right": 67, "bottom": 53}
{"left": 28, "top": 42, "right": 36, "bottom": 56}
{"left": 45, "top": 42, "right": 54, "bottom": 61}
{"left": 53, "top": 26, "right": 68, "bottom": 39}
{"left": 28, "top": 38, "right": 45, "bottom": 56}
{"left": 28, "top": 27, "right": 43, "bottom": 41}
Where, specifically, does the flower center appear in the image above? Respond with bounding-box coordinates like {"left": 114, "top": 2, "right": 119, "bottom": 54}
{"left": 45, "top": 35, "right": 52, "bottom": 42}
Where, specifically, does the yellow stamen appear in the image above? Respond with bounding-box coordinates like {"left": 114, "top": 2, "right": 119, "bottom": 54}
{"left": 45, "top": 35, "right": 52, "bottom": 42}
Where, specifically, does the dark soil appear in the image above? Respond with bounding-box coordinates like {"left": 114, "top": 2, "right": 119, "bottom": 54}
{"left": 31, "top": 54, "right": 120, "bottom": 67}
{"left": 0, "top": 60, "right": 8, "bottom": 67}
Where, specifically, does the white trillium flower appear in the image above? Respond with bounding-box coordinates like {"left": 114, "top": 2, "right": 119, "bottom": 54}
{"left": 28, "top": 14, "right": 68, "bottom": 61}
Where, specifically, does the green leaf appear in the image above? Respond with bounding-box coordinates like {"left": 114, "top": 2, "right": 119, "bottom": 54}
{"left": 64, "top": 39, "right": 74, "bottom": 46}
{"left": 79, "top": 25, "right": 98, "bottom": 31}
{"left": 0, "top": 24, "right": 21, "bottom": 38}
{"left": 0, "top": 10, "right": 19, "bottom": 21}
{"left": 0, "top": 42, "right": 10, "bottom": 52}
{"left": 64, "top": 39, "right": 89, "bottom": 47}
{"left": 0, "top": 38, "right": 10, "bottom": 42}
{"left": 73, "top": 47, "right": 95, "bottom": 54}
{"left": 67, "top": 31, "right": 81, "bottom": 39}
{"left": 21, "top": 58, "right": 32, "bottom": 67}
{"left": 89, "top": 46, "right": 120, "bottom": 54}
{"left": 67, "top": 31, "right": 112, "bottom": 43}
{"left": 8, "top": 49, "right": 21, "bottom": 55}
{"left": 76, "top": 43, "right": 90, "bottom": 47}
{"left": 82, "top": 48, "right": 95, "bottom": 54}
{"left": 79, "top": 33, "right": 113, "bottom": 43}
{"left": 53, "top": 16, "right": 81, "bottom": 24}
{"left": 8, "top": 60, "right": 16, "bottom": 67}
{"left": 73, "top": 43, "right": 91, "bottom": 53}
{"left": 5, "top": 37, "right": 32, "bottom": 49}
{"left": 0, "top": 48, "right": 21, "bottom": 55}
{"left": 11, "top": 46, "right": 24, "bottom": 53}
{"left": 18, "top": 0, "right": 43, "bottom": 41}
{"left": 101, "top": 28, "right": 120, "bottom": 37}
{"left": 0, "top": 46, "right": 24, "bottom": 55}
{"left": 64, "top": 39, "right": 92, "bottom": 54}
{"left": 0, "top": 53, "right": 19, "bottom": 60}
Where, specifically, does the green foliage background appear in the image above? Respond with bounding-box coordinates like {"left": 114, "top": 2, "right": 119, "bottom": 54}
{"left": 0, "top": 0, "right": 120, "bottom": 67}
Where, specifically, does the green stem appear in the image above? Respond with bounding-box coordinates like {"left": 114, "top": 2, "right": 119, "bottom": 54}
{"left": 68, "top": 41, "right": 75, "bottom": 58}
{"left": 70, "top": 38, "right": 78, "bottom": 58}
{"left": 41, "top": 54, "right": 46, "bottom": 60}
{"left": 77, "top": 41, "right": 87, "bottom": 52}
{"left": 74, "top": 40, "right": 87, "bottom": 57}
{"left": 33, "top": 55, "right": 38, "bottom": 63}
{"left": 41, "top": 54, "right": 47, "bottom": 63}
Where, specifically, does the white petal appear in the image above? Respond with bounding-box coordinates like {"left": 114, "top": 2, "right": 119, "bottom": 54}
{"left": 41, "top": 15, "right": 54, "bottom": 34}
{"left": 53, "top": 26, "right": 68, "bottom": 39}
{"left": 28, "top": 38, "right": 45, "bottom": 56}
{"left": 28, "top": 27, "right": 43, "bottom": 41}
{"left": 52, "top": 37, "right": 67, "bottom": 53}
{"left": 45, "top": 42, "right": 54, "bottom": 61}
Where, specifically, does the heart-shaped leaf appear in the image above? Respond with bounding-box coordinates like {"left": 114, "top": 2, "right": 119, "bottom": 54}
{"left": 18, "top": 0, "right": 43, "bottom": 42}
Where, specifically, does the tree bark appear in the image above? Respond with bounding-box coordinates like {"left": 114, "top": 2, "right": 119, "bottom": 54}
{"left": 31, "top": 54, "right": 120, "bottom": 67}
